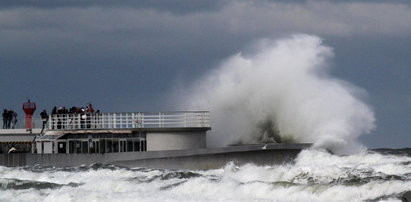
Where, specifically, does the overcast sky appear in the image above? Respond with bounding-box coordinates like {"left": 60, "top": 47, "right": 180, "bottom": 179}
{"left": 0, "top": 0, "right": 410, "bottom": 148}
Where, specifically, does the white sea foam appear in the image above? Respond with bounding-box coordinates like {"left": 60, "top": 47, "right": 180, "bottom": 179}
{"left": 1, "top": 150, "right": 410, "bottom": 202}
{"left": 175, "top": 34, "right": 375, "bottom": 154}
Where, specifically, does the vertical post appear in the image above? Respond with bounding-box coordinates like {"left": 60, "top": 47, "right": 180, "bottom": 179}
{"left": 119, "top": 113, "right": 122, "bottom": 128}
{"left": 77, "top": 114, "right": 81, "bottom": 129}
{"left": 132, "top": 112, "right": 135, "bottom": 128}
{"left": 102, "top": 113, "right": 106, "bottom": 128}
{"left": 141, "top": 112, "right": 144, "bottom": 128}
{"left": 158, "top": 112, "right": 161, "bottom": 128}
{"left": 113, "top": 113, "right": 116, "bottom": 129}
{"left": 48, "top": 115, "right": 51, "bottom": 130}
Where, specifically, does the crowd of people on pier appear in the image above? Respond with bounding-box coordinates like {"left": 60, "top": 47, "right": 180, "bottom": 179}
{"left": 2, "top": 104, "right": 98, "bottom": 130}
{"left": 50, "top": 104, "right": 99, "bottom": 129}
{"left": 50, "top": 104, "right": 96, "bottom": 115}
{"left": 2, "top": 109, "right": 17, "bottom": 129}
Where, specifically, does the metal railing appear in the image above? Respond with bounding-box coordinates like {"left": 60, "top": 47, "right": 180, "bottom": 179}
{"left": 1, "top": 118, "right": 43, "bottom": 130}
{"left": 48, "top": 111, "right": 210, "bottom": 130}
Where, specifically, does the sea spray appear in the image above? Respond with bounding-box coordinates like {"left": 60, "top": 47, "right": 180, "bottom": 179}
{"left": 177, "top": 34, "right": 375, "bottom": 154}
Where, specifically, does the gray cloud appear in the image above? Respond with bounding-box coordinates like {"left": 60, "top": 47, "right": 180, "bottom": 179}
{"left": 0, "top": 0, "right": 223, "bottom": 14}
{"left": 2, "top": 1, "right": 411, "bottom": 40}
{"left": 1, "top": 1, "right": 410, "bottom": 68}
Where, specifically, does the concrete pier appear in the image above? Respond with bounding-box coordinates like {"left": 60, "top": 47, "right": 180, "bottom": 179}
{"left": 0, "top": 111, "right": 312, "bottom": 170}
{"left": 0, "top": 143, "right": 311, "bottom": 169}
{"left": 0, "top": 129, "right": 40, "bottom": 153}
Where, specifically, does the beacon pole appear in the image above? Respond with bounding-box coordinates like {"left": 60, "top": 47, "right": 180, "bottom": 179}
{"left": 23, "top": 99, "right": 37, "bottom": 132}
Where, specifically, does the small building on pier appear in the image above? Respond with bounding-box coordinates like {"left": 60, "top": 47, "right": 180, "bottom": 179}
{"left": 34, "top": 111, "right": 210, "bottom": 154}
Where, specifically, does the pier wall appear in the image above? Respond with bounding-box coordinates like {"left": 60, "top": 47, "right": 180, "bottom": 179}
{"left": 0, "top": 144, "right": 311, "bottom": 169}
{"left": 146, "top": 131, "right": 206, "bottom": 151}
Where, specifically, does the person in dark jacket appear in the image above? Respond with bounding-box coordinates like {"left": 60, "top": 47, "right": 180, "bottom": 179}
{"left": 40, "top": 109, "right": 48, "bottom": 133}
{"left": 6, "top": 110, "right": 12, "bottom": 129}
{"left": 2, "top": 109, "right": 7, "bottom": 129}
{"left": 11, "top": 110, "right": 17, "bottom": 129}
{"left": 51, "top": 106, "right": 57, "bottom": 115}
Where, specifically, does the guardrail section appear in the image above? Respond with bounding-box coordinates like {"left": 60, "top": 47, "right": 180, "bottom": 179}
{"left": 0, "top": 118, "right": 43, "bottom": 130}
{"left": 49, "top": 111, "right": 210, "bottom": 130}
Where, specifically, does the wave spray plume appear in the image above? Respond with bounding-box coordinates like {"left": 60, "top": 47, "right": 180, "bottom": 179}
{"left": 180, "top": 34, "right": 375, "bottom": 154}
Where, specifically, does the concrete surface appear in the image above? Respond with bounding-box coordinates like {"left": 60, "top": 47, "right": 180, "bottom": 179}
{"left": 146, "top": 131, "right": 206, "bottom": 151}
{"left": 0, "top": 143, "right": 312, "bottom": 170}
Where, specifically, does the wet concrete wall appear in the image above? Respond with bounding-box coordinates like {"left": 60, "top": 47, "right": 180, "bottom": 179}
{"left": 0, "top": 143, "right": 311, "bottom": 170}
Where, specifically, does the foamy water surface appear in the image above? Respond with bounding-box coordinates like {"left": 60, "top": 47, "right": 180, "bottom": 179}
{"left": 1, "top": 149, "right": 410, "bottom": 202}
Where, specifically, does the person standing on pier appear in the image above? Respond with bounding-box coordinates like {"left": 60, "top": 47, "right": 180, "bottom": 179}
{"left": 85, "top": 104, "right": 94, "bottom": 113}
{"left": 2, "top": 109, "right": 7, "bottom": 129}
{"left": 7, "top": 110, "right": 12, "bottom": 129}
{"left": 11, "top": 110, "right": 17, "bottom": 129}
{"left": 40, "top": 109, "right": 48, "bottom": 133}
{"left": 5, "top": 110, "right": 12, "bottom": 129}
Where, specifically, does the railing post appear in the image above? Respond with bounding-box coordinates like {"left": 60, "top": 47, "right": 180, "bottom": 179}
{"left": 113, "top": 113, "right": 117, "bottom": 128}
{"left": 104, "top": 113, "right": 107, "bottom": 128}
{"left": 139, "top": 112, "right": 144, "bottom": 128}
{"left": 43, "top": 111, "right": 209, "bottom": 130}
{"left": 109, "top": 113, "right": 113, "bottom": 128}
{"left": 98, "top": 113, "right": 102, "bottom": 129}
{"left": 141, "top": 112, "right": 144, "bottom": 128}
{"left": 101, "top": 113, "right": 105, "bottom": 128}
{"left": 128, "top": 112, "right": 131, "bottom": 128}
{"left": 158, "top": 112, "right": 161, "bottom": 128}
{"left": 77, "top": 114, "right": 80, "bottom": 129}
{"left": 131, "top": 112, "right": 137, "bottom": 128}
{"left": 119, "top": 113, "right": 122, "bottom": 128}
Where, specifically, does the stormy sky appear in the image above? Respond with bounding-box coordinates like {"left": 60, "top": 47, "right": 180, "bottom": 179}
{"left": 0, "top": 0, "right": 410, "bottom": 148}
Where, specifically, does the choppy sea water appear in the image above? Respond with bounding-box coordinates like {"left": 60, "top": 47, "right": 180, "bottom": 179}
{"left": 1, "top": 149, "right": 410, "bottom": 202}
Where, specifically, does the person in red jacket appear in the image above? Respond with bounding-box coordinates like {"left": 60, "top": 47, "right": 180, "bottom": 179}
{"left": 85, "top": 104, "right": 94, "bottom": 113}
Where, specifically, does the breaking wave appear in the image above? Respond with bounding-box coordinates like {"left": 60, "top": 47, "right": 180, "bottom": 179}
{"left": 1, "top": 149, "right": 410, "bottom": 201}
{"left": 177, "top": 34, "right": 375, "bottom": 154}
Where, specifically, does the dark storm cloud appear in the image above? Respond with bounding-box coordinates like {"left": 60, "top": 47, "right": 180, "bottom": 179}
{"left": 1, "top": 1, "right": 410, "bottom": 67}
{"left": 1, "top": 0, "right": 410, "bottom": 9}
{"left": 0, "top": 0, "right": 224, "bottom": 14}
{"left": 0, "top": 1, "right": 410, "bottom": 147}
